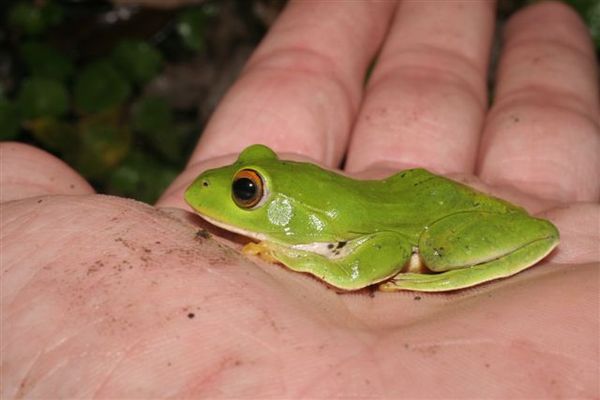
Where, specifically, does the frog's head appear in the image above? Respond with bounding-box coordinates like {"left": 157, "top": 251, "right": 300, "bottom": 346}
{"left": 185, "top": 144, "right": 336, "bottom": 243}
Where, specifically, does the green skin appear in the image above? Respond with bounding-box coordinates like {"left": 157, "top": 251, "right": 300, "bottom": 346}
{"left": 185, "top": 145, "right": 559, "bottom": 292}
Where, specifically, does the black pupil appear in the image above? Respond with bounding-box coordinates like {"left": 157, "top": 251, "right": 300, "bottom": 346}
{"left": 232, "top": 177, "right": 257, "bottom": 201}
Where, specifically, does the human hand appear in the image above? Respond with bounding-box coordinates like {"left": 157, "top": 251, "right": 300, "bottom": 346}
{"left": 2, "top": 1, "right": 598, "bottom": 397}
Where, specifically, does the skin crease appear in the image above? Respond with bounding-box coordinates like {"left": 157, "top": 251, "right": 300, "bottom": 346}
{"left": 1, "top": 0, "right": 599, "bottom": 398}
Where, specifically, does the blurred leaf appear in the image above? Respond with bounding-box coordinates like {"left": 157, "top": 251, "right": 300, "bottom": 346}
{"left": 0, "top": 99, "right": 21, "bottom": 140}
{"left": 73, "top": 114, "right": 131, "bottom": 179}
{"left": 17, "top": 77, "right": 68, "bottom": 119}
{"left": 132, "top": 96, "right": 173, "bottom": 134}
{"left": 41, "top": 1, "right": 65, "bottom": 27}
{"left": 20, "top": 41, "right": 74, "bottom": 81}
{"left": 107, "top": 150, "right": 178, "bottom": 204}
{"left": 29, "top": 117, "right": 77, "bottom": 153}
{"left": 112, "top": 40, "right": 164, "bottom": 85}
{"left": 74, "top": 60, "right": 131, "bottom": 114}
{"left": 131, "top": 96, "right": 191, "bottom": 163}
{"left": 7, "top": 1, "right": 63, "bottom": 36}
{"left": 8, "top": 2, "right": 45, "bottom": 36}
{"left": 176, "top": 8, "right": 209, "bottom": 52}
{"left": 586, "top": 0, "right": 600, "bottom": 48}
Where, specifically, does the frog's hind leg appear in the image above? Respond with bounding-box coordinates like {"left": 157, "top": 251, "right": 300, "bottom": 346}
{"left": 379, "top": 212, "right": 559, "bottom": 292}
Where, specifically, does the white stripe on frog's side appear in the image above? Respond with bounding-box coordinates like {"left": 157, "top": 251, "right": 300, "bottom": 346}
{"left": 291, "top": 237, "right": 368, "bottom": 260}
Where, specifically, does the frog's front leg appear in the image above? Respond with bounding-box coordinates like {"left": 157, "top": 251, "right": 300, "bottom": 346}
{"left": 247, "top": 232, "right": 413, "bottom": 291}
{"left": 380, "top": 211, "right": 559, "bottom": 292}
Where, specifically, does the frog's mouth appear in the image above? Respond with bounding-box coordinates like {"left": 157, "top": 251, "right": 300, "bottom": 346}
{"left": 197, "top": 213, "right": 268, "bottom": 242}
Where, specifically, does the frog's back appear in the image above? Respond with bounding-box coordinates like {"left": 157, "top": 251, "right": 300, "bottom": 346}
{"left": 378, "top": 168, "right": 523, "bottom": 216}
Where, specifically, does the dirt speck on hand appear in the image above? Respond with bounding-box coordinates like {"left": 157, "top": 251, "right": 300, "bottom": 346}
{"left": 196, "top": 229, "right": 211, "bottom": 239}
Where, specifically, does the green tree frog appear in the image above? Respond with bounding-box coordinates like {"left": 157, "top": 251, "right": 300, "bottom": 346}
{"left": 185, "top": 144, "right": 559, "bottom": 292}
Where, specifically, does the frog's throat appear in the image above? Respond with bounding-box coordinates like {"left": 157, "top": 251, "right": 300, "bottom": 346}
{"left": 198, "top": 213, "right": 268, "bottom": 241}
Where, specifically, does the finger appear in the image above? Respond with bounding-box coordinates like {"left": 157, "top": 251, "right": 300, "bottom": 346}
{"left": 190, "top": 0, "right": 396, "bottom": 167}
{"left": 345, "top": 0, "right": 495, "bottom": 174}
{"left": 478, "top": 1, "right": 600, "bottom": 202}
{"left": 0, "top": 142, "right": 93, "bottom": 202}
{"left": 545, "top": 203, "right": 600, "bottom": 264}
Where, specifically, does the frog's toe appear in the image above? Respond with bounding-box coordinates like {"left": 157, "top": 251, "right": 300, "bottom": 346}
{"left": 378, "top": 272, "right": 459, "bottom": 292}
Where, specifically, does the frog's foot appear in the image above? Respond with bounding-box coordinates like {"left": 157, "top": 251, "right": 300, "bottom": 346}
{"left": 242, "top": 242, "right": 279, "bottom": 263}
{"left": 380, "top": 212, "right": 559, "bottom": 292}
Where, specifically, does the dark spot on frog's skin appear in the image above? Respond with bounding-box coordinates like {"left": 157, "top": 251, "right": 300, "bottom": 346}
{"left": 37, "top": 199, "right": 43, "bottom": 204}
{"left": 414, "top": 295, "right": 422, "bottom": 301}
{"left": 196, "top": 229, "right": 211, "bottom": 239}
{"left": 400, "top": 172, "right": 406, "bottom": 178}
{"left": 187, "top": 313, "right": 195, "bottom": 319}
{"left": 329, "top": 241, "right": 348, "bottom": 255}
{"left": 472, "top": 201, "right": 480, "bottom": 207}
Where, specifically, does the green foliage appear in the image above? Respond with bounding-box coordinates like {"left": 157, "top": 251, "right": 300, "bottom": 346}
{"left": 41, "top": 1, "right": 65, "bottom": 27}
{"left": 582, "top": 0, "right": 600, "bottom": 48}
{"left": 74, "top": 60, "right": 131, "bottom": 114}
{"left": 20, "top": 41, "right": 74, "bottom": 81}
{"left": 0, "top": 99, "right": 21, "bottom": 140}
{"left": 8, "top": 2, "right": 45, "bottom": 35}
{"left": 176, "top": 7, "right": 211, "bottom": 51}
{"left": 17, "top": 77, "right": 68, "bottom": 119}
{"left": 108, "top": 150, "right": 179, "bottom": 204}
{"left": 112, "top": 40, "right": 164, "bottom": 85}
{"left": 4, "top": 1, "right": 220, "bottom": 203}
{"left": 7, "top": 1, "right": 64, "bottom": 36}
{"left": 132, "top": 96, "right": 173, "bottom": 135}
{"left": 132, "top": 97, "right": 191, "bottom": 163}
{"left": 73, "top": 113, "right": 131, "bottom": 179}
{"left": 29, "top": 118, "right": 77, "bottom": 153}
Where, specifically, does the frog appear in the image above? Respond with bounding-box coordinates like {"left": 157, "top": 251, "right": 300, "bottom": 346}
{"left": 184, "top": 144, "right": 559, "bottom": 292}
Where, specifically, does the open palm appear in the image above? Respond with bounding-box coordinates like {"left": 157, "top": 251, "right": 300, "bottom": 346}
{"left": 2, "top": 1, "right": 598, "bottom": 397}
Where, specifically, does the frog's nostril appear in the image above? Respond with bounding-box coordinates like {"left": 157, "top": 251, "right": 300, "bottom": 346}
{"left": 202, "top": 179, "right": 209, "bottom": 187}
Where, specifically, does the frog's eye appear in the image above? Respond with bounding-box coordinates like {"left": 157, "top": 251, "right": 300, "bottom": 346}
{"left": 232, "top": 169, "right": 265, "bottom": 209}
